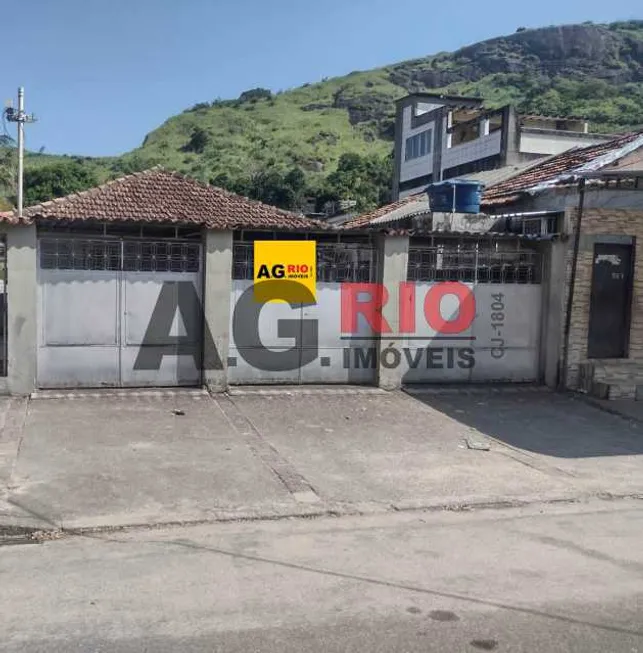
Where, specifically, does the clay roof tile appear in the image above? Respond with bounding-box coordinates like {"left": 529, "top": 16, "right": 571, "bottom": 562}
{"left": 0, "top": 167, "right": 328, "bottom": 231}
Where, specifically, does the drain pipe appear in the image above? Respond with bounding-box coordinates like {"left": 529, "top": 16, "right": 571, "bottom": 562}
{"left": 560, "top": 177, "right": 586, "bottom": 390}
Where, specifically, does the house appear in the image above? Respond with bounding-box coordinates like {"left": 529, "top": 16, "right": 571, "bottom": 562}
{"left": 393, "top": 92, "right": 616, "bottom": 200}
{"left": 0, "top": 167, "right": 359, "bottom": 393}
{"left": 0, "top": 165, "right": 559, "bottom": 393}
{"left": 344, "top": 129, "right": 643, "bottom": 395}
{"left": 3, "top": 131, "right": 643, "bottom": 396}
{"left": 481, "top": 130, "right": 643, "bottom": 399}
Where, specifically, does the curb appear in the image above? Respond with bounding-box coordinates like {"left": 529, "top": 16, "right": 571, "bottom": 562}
{"left": 4, "top": 492, "right": 642, "bottom": 542}
{"left": 227, "top": 386, "right": 387, "bottom": 396}
{"left": 30, "top": 389, "right": 210, "bottom": 400}
{"left": 573, "top": 392, "right": 643, "bottom": 425}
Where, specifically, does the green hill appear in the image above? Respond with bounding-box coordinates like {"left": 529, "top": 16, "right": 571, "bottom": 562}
{"left": 4, "top": 20, "right": 643, "bottom": 211}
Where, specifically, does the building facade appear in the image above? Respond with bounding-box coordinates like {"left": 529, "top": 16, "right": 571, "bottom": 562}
{"left": 0, "top": 167, "right": 559, "bottom": 394}
{"left": 392, "top": 93, "right": 615, "bottom": 200}
{"left": 482, "top": 132, "right": 643, "bottom": 398}
{"left": 3, "top": 135, "right": 643, "bottom": 397}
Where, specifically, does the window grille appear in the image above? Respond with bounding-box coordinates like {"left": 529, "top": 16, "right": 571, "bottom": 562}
{"left": 39, "top": 239, "right": 200, "bottom": 273}
{"left": 407, "top": 245, "right": 542, "bottom": 284}
{"left": 232, "top": 242, "right": 378, "bottom": 283}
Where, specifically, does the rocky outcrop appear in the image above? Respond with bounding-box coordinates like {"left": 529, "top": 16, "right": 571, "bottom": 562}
{"left": 389, "top": 23, "right": 643, "bottom": 91}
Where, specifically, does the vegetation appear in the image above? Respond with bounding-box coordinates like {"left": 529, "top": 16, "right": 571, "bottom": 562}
{"left": 0, "top": 148, "right": 14, "bottom": 210}
{"left": 23, "top": 162, "right": 99, "bottom": 206}
{"left": 0, "top": 20, "right": 641, "bottom": 211}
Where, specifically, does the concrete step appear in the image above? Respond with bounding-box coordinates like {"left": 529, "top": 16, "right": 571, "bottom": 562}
{"left": 589, "top": 382, "right": 638, "bottom": 401}
{"left": 580, "top": 360, "right": 643, "bottom": 400}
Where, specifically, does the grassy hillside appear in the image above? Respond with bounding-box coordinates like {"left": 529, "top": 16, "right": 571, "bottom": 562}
{"left": 3, "top": 20, "right": 643, "bottom": 211}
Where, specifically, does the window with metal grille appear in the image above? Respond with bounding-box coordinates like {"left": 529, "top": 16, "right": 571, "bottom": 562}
{"left": 232, "top": 242, "right": 378, "bottom": 283}
{"left": 407, "top": 245, "right": 542, "bottom": 284}
{"left": 316, "top": 244, "right": 377, "bottom": 283}
{"left": 39, "top": 239, "right": 121, "bottom": 271}
{"left": 39, "top": 239, "right": 200, "bottom": 273}
{"left": 122, "top": 241, "right": 200, "bottom": 273}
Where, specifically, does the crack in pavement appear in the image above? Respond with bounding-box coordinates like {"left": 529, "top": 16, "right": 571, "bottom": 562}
{"left": 73, "top": 528, "right": 643, "bottom": 639}
{"left": 213, "top": 394, "right": 321, "bottom": 503}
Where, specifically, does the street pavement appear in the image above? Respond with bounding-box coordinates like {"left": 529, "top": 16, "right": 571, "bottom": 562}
{"left": 1, "top": 499, "right": 643, "bottom": 652}
{"left": 2, "top": 386, "right": 643, "bottom": 530}
{"left": 2, "top": 386, "right": 643, "bottom": 651}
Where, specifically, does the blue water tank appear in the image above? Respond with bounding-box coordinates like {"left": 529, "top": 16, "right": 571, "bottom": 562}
{"left": 426, "top": 179, "right": 483, "bottom": 214}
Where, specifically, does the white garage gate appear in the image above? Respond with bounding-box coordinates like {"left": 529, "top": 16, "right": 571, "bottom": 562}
{"left": 37, "top": 234, "right": 203, "bottom": 389}
{"left": 228, "top": 237, "right": 379, "bottom": 385}
{"left": 401, "top": 239, "right": 544, "bottom": 383}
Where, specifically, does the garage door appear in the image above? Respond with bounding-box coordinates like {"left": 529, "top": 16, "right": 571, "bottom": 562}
{"left": 400, "top": 243, "right": 543, "bottom": 383}
{"left": 37, "top": 237, "right": 202, "bottom": 388}
{"left": 228, "top": 241, "right": 378, "bottom": 385}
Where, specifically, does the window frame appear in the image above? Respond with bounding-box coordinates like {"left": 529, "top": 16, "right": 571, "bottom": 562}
{"left": 404, "top": 129, "right": 432, "bottom": 162}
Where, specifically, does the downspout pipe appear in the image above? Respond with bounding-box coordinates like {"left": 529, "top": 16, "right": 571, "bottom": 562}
{"left": 560, "top": 177, "right": 586, "bottom": 390}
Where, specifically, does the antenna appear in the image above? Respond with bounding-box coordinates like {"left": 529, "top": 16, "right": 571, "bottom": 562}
{"left": 4, "top": 87, "right": 37, "bottom": 218}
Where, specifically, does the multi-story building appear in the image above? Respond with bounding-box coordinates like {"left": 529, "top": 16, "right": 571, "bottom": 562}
{"left": 393, "top": 93, "right": 615, "bottom": 199}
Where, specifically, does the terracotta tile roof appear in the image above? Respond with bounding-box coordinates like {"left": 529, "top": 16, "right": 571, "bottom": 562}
{"left": 0, "top": 167, "right": 328, "bottom": 231}
{"left": 483, "top": 131, "right": 643, "bottom": 207}
{"left": 341, "top": 194, "right": 424, "bottom": 229}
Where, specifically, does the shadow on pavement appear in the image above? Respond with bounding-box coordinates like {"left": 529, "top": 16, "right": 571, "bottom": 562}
{"left": 406, "top": 386, "right": 643, "bottom": 459}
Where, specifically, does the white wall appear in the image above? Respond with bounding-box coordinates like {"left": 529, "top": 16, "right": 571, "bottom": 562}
{"left": 442, "top": 130, "right": 502, "bottom": 170}
{"left": 416, "top": 102, "right": 443, "bottom": 115}
{"left": 520, "top": 131, "right": 608, "bottom": 156}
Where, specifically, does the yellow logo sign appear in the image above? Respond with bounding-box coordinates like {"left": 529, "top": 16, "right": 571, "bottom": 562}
{"left": 253, "top": 241, "right": 317, "bottom": 304}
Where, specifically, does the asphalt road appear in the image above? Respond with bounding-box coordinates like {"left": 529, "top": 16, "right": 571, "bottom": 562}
{"left": 2, "top": 499, "right": 643, "bottom": 652}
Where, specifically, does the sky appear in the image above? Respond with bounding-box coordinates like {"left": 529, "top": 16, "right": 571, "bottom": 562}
{"left": 2, "top": 0, "right": 641, "bottom": 157}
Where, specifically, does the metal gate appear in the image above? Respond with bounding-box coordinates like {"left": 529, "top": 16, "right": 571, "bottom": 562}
{"left": 37, "top": 237, "right": 202, "bottom": 388}
{"left": 403, "top": 242, "right": 544, "bottom": 383}
{"left": 228, "top": 241, "right": 378, "bottom": 384}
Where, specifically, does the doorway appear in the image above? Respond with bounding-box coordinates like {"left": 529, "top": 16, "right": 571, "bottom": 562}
{"left": 587, "top": 242, "right": 633, "bottom": 359}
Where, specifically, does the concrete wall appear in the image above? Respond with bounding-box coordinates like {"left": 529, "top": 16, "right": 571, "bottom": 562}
{"left": 504, "top": 188, "right": 643, "bottom": 215}
{"left": 520, "top": 130, "right": 609, "bottom": 156}
{"left": 441, "top": 130, "right": 502, "bottom": 170}
{"left": 203, "top": 230, "right": 233, "bottom": 392}
{"left": 541, "top": 240, "right": 566, "bottom": 388}
{"left": 376, "top": 235, "right": 409, "bottom": 390}
{"left": 415, "top": 102, "right": 444, "bottom": 115}
{"left": 0, "top": 224, "right": 37, "bottom": 395}
{"left": 431, "top": 212, "right": 502, "bottom": 233}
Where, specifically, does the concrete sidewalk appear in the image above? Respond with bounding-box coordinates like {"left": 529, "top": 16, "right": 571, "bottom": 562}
{"left": 583, "top": 395, "right": 643, "bottom": 424}
{"left": 1, "top": 386, "right": 643, "bottom": 531}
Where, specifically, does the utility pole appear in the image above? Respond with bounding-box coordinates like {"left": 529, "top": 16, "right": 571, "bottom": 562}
{"left": 4, "top": 87, "right": 37, "bottom": 217}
